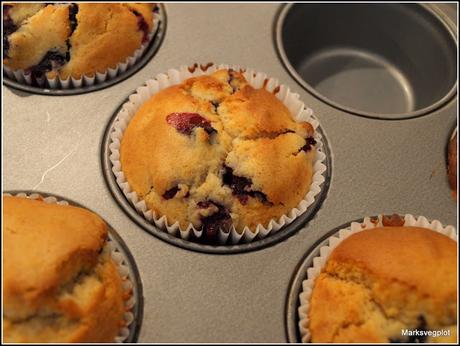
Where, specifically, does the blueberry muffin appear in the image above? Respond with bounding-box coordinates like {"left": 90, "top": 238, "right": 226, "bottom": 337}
{"left": 3, "top": 3, "right": 156, "bottom": 79}
{"left": 120, "top": 69, "right": 317, "bottom": 241}
{"left": 448, "top": 130, "right": 457, "bottom": 198}
{"left": 308, "top": 226, "right": 457, "bottom": 343}
{"left": 3, "top": 195, "right": 126, "bottom": 343}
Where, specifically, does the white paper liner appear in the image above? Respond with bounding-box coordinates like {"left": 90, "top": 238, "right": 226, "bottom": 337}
{"left": 3, "top": 192, "right": 139, "bottom": 343}
{"left": 108, "top": 64, "right": 328, "bottom": 245}
{"left": 3, "top": 9, "right": 161, "bottom": 90}
{"left": 297, "top": 214, "right": 458, "bottom": 343}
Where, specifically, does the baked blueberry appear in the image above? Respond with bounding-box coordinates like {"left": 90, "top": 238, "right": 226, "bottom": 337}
{"left": 300, "top": 137, "right": 317, "bottom": 153}
{"left": 130, "top": 9, "right": 150, "bottom": 43}
{"left": 166, "top": 112, "right": 216, "bottom": 136}
{"left": 2, "top": 5, "right": 16, "bottom": 57}
{"left": 222, "top": 166, "right": 270, "bottom": 205}
{"left": 3, "top": 3, "right": 157, "bottom": 80}
{"left": 197, "top": 201, "right": 232, "bottom": 242}
{"left": 68, "top": 3, "right": 79, "bottom": 33}
{"left": 28, "top": 50, "right": 67, "bottom": 78}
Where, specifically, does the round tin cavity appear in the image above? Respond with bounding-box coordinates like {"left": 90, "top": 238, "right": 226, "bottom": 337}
{"left": 285, "top": 215, "right": 457, "bottom": 343}
{"left": 275, "top": 3, "right": 457, "bottom": 119}
{"left": 2, "top": 4, "right": 167, "bottom": 96}
{"left": 101, "top": 94, "right": 332, "bottom": 255}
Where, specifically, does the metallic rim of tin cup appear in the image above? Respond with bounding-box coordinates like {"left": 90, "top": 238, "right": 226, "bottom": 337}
{"left": 4, "top": 190, "right": 144, "bottom": 343}
{"left": 101, "top": 98, "right": 333, "bottom": 254}
{"left": 284, "top": 217, "right": 372, "bottom": 343}
{"left": 2, "top": 4, "right": 167, "bottom": 96}
{"left": 274, "top": 3, "right": 458, "bottom": 120}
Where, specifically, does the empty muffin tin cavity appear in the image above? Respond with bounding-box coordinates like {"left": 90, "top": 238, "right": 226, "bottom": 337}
{"left": 276, "top": 3, "right": 457, "bottom": 119}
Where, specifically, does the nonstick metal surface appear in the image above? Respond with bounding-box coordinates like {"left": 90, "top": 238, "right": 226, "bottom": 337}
{"left": 3, "top": 3, "right": 457, "bottom": 342}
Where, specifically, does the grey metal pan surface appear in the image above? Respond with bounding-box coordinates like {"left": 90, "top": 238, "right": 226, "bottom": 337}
{"left": 3, "top": 3, "right": 457, "bottom": 342}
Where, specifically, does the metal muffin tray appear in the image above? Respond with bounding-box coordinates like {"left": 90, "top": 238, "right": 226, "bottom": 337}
{"left": 3, "top": 3, "right": 457, "bottom": 342}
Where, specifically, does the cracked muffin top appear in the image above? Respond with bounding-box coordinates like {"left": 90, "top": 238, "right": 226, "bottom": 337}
{"left": 308, "top": 227, "right": 457, "bottom": 343}
{"left": 3, "top": 3, "right": 156, "bottom": 79}
{"left": 3, "top": 195, "right": 125, "bottom": 343}
{"left": 120, "top": 69, "right": 317, "bottom": 241}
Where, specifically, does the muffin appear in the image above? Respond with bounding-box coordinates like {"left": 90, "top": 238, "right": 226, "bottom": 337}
{"left": 3, "top": 195, "right": 126, "bottom": 343}
{"left": 447, "top": 130, "right": 457, "bottom": 198}
{"left": 120, "top": 68, "right": 317, "bottom": 241}
{"left": 3, "top": 3, "right": 156, "bottom": 79}
{"left": 308, "top": 226, "right": 457, "bottom": 343}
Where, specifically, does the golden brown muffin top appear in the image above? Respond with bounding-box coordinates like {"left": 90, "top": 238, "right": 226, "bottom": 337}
{"left": 329, "top": 226, "right": 457, "bottom": 298}
{"left": 308, "top": 226, "right": 457, "bottom": 343}
{"left": 2, "top": 195, "right": 125, "bottom": 342}
{"left": 120, "top": 69, "right": 317, "bottom": 240}
{"left": 3, "top": 3, "right": 156, "bottom": 78}
{"left": 3, "top": 195, "right": 107, "bottom": 314}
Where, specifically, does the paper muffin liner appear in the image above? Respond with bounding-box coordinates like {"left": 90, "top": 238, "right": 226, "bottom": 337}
{"left": 108, "top": 63, "right": 328, "bottom": 245}
{"left": 297, "top": 214, "right": 457, "bottom": 343}
{"left": 3, "top": 9, "right": 161, "bottom": 90}
{"left": 3, "top": 192, "right": 140, "bottom": 343}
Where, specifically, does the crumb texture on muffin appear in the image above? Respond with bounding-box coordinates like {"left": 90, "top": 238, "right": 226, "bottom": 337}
{"left": 120, "top": 69, "right": 317, "bottom": 240}
{"left": 3, "top": 3, "right": 156, "bottom": 79}
{"left": 3, "top": 196, "right": 126, "bottom": 343}
{"left": 308, "top": 227, "right": 457, "bottom": 343}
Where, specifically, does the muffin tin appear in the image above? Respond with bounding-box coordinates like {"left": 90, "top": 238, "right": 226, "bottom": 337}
{"left": 3, "top": 3, "right": 457, "bottom": 342}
